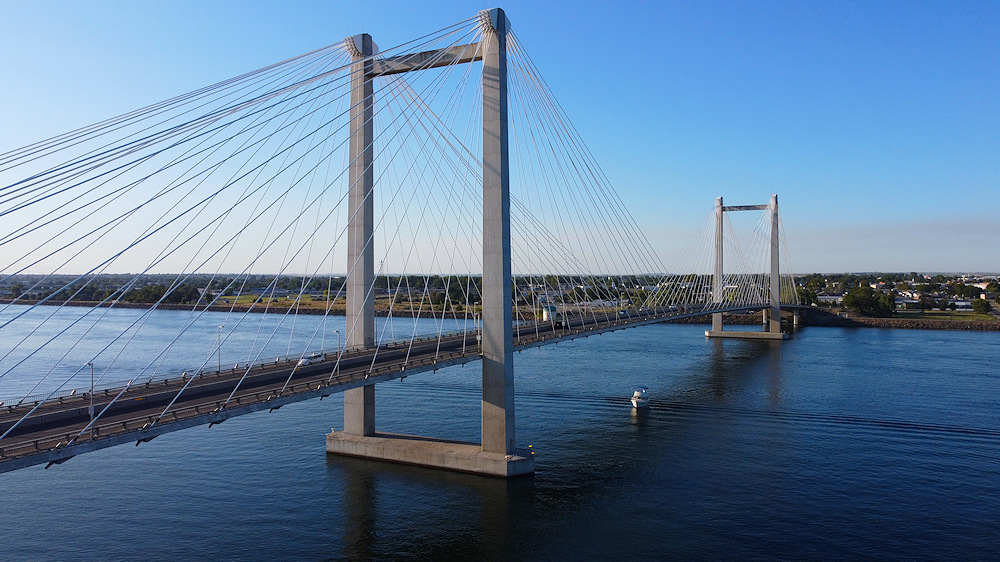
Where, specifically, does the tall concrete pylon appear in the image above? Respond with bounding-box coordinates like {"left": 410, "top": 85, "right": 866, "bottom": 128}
{"left": 479, "top": 7, "right": 515, "bottom": 456}
{"left": 344, "top": 32, "right": 377, "bottom": 436}
{"left": 328, "top": 8, "right": 533, "bottom": 476}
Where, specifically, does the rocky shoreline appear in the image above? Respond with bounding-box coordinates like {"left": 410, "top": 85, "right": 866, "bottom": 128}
{"left": 800, "top": 309, "right": 1000, "bottom": 331}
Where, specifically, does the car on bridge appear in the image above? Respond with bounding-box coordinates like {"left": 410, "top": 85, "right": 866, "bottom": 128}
{"left": 297, "top": 353, "right": 325, "bottom": 366}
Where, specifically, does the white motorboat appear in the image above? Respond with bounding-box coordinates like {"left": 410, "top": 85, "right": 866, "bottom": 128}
{"left": 631, "top": 386, "right": 649, "bottom": 408}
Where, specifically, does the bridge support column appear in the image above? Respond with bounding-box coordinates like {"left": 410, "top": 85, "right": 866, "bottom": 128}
{"left": 344, "top": 33, "right": 377, "bottom": 436}
{"left": 327, "top": 9, "right": 532, "bottom": 477}
{"left": 480, "top": 7, "right": 516, "bottom": 458}
{"left": 768, "top": 194, "right": 781, "bottom": 335}
{"left": 711, "top": 196, "right": 724, "bottom": 333}
{"left": 706, "top": 193, "right": 789, "bottom": 341}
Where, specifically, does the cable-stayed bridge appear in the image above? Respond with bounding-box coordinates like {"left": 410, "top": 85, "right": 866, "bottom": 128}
{"left": 0, "top": 9, "right": 800, "bottom": 475}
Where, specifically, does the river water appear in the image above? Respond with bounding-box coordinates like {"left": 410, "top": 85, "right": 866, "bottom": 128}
{"left": 2, "top": 312, "right": 998, "bottom": 560}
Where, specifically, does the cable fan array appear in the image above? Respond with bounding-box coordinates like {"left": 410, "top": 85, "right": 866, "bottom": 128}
{"left": 0, "top": 13, "right": 797, "bottom": 422}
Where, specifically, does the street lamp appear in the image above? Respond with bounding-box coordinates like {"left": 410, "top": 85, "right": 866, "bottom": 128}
{"left": 217, "top": 325, "right": 223, "bottom": 372}
{"left": 87, "top": 362, "right": 94, "bottom": 422}
{"left": 334, "top": 329, "right": 342, "bottom": 374}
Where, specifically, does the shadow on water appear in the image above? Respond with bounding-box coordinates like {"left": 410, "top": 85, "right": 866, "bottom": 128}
{"left": 326, "top": 454, "right": 536, "bottom": 560}
{"left": 700, "top": 337, "right": 784, "bottom": 402}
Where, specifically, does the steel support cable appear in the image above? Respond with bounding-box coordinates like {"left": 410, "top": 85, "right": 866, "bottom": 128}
{"left": 37, "top": 140, "right": 344, "bottom": 403}
{"left": 375, "top": 108, "right": 471, "bottom": 346}
{"left": 510, "top": 63, "right": 629, "bottom": 287}
{"left": 1, "top": 18, "right": 474, "bottom": 302}
{"left": 398, "top": 59, "right": 624, "bottom": 326}
{"left": 228, "top": 26, "right": 485, "bottom": 392}
{"left": 512, "top": 36, "right": 667, "bottom": 279}
{"left": 506, "top": 71, "right": 543, "bottom": 334}
{"left": 507, "top": 55, "right": 589, "bottom": 287}
{"left": 0, "top": 50, "right": 358, "bottom": 222}
{"left": 722, "top": 214, "right": 751, "bottom": 309}
{"left": 509, "top": 74, "right": 623, "bottom": 325}
{"left": 297, "top": 70, "right": 469, "bottom": 378}
{"left": 85, "top": 109, "right": 366, "bottom": 415}
{"left": 722, "top": 213, "right": 755, "bottom": 308}
{"left": 508, "top": 33, "right": 668, "bottom": 278}
{"left": 280, "top": 91, "right": 355, "bottom": 363}
{"left": 654, "top": 210, "right": 713, "bottom": 308}
{"left": 777, "top": 212, "right": 798, "bottom": 305}
{"left": 512, "top": 54, "right": 654, "bottom": 291}
{"left": 509, "top": 53, "right": 636, "bottom": 317}
{"left": 0, "top": 41, "right": 349, "bottom": 171}
{"left": 149, "top": 156, "right": 352, "bottom": 405}
{"left": 139, "top": 77, "right": 354, "bottom": 375}
{"left": 510, "top": 68, "right": 614, "bottom": 293}
{"left": 0, "top": 62, "right": 358, "bottom": 287}
{"left": 2, "top": 75, "right": 347, "bottom": 295}
{"left": 507, "top": 58, "right": 599, "bottom": 320}
{"left": 384, "top": 69, "right": 488, "bottom": 331}
{"left": 0, "top": 48, "right": 353, "bottom": 259}
{"left": 0, "top": 72, "right": 360, "bottom": 327}
{"left": 737, "top": 210, "right": 770, "bottom": 307}
{"left": 373, "top": 93, "right": 469, "bottom": 347}
{"left": 0, "top": 49, "right": 349, "bottom": 248}
{"left": 232, "top": 62, "right": 359, "bottom": 363}
{"left": 375, "top": 78, "right": 488, "bottom": 349}
{"left": 325, "top": 39, "right": 483, "bottom": 362}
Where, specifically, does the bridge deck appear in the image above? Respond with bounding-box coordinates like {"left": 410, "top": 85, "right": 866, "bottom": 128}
{"left": 0, "top": 304, "right": 798, "bottom": 472}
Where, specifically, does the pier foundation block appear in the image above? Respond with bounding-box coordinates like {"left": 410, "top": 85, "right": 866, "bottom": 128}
{"left": 326, "top": 431, "right": 535, "bottom": 478}
{"left": 705, "top": 329, "right": 789, "bottom": 340}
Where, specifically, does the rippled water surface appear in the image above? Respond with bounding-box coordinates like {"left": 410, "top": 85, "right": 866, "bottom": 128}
{"left": 2, "top": 316, "right": 999, "bottom": 560}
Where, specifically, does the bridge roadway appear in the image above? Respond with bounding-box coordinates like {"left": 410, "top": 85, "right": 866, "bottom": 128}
{"left": 0, "top": 304, "right": 784, "bottom": 473}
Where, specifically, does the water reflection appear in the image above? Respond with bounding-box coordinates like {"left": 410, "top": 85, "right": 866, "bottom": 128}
{"left": 328, "top": 454, "right": 534, "bottom": 559}
{"left": 629, "top": 404, "right": 649, "bottom": 428}
{"left": 703, "top": 338, "right": 784, "bottom": 402}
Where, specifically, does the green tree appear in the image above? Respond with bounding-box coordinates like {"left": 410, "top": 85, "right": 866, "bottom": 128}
{"left": 842, "top": 284, "right": 894, "bottom": 317}
{"left": 972, "top": 299, "right": 992, "bottom": 314}
{"left": 796, "top": 286, "right": 817, "bottom": 306}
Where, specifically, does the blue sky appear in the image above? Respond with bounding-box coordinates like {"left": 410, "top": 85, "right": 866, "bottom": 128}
{"left": 1, "top": 0, "right": 997, "bottom": 273}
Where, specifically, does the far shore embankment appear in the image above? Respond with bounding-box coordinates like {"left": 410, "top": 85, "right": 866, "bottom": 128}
{"left": 662, "top": 309, "right": 1000, "bottom": 331}
{"left": 3, "top": 300, "right": 998, "bottom": 331}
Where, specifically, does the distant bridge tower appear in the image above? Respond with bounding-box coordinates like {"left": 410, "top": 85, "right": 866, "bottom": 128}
{"left": 328, "top": 8, "right": 533, "bottom": 477}
{"left": 705, "top": 194, "right": 789, "bottom": 340}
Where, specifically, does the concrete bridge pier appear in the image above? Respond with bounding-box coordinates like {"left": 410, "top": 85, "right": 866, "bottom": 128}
{"left": 327, "top": 9, "right": 534, "bottom": 478}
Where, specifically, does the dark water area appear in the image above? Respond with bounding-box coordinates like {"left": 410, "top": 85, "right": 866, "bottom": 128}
{"left": 2, "top": 321, "right": 998, "bottom": 560}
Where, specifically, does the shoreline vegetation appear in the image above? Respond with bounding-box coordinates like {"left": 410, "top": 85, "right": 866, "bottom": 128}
{"left": 3, "top": 299, "right": 997, "bottom": 331}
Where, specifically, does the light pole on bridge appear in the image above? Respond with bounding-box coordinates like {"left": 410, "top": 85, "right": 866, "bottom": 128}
{"left": 87, "top": 362, "right": 94, "bottom": 421}
{"left": 217, "top": 325, "right": 223, "bottom": 373}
